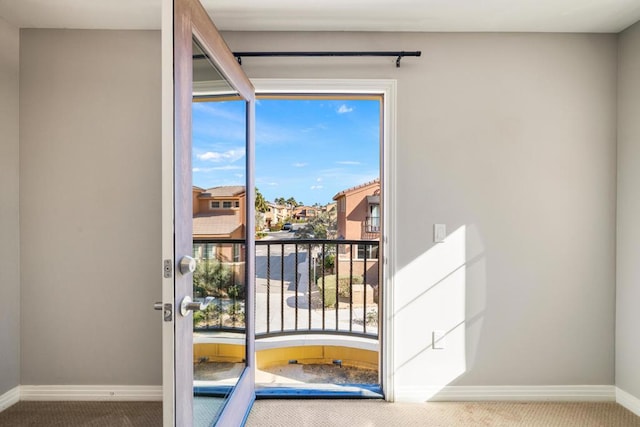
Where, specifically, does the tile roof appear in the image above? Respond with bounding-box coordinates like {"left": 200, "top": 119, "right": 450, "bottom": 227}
{"left": 332, "top": 179, "right": 380, "bottom": 200}
{"left": 193, "top": 212, "right": 242, "bottom": 236}
{"left": 203, "top": 186, "right": 245, "bottom": 197}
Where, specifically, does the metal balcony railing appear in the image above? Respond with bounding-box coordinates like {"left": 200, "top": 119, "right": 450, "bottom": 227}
{"left": 257, "top": 239, "right": 380, "bottom": 339}
{"left": 364, "top": 216, "right": 381, "bottom": 233}
{"left": 192, "top": 239, "right": 381, "bottom": 340}
{"left": 192, "top": 240, "right": 247, "bottom": 333}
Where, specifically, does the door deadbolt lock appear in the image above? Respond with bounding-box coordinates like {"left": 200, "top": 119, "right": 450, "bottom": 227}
{"left": 179, "top": 256, "right": 196, "bottom": 275}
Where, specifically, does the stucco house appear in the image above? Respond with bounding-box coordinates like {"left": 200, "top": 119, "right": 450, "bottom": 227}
{"left": 333, "top": 179, "right": 381, "bottom": 288}
{"left": 192, "top": 185, "right": 245, "bottom": 266}
{"left": 264, "top": 202, "right": 289, "bottom": 228}
{"left": 292, "top": 206, "right": 318, "bottom": 221}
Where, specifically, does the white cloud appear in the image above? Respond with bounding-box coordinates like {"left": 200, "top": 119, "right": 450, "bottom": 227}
{"left": 337, "top": 104, "right": 353, "bottom": 114}
{"left": 193, "top": 165, "right": 243, "bottom": 173}
{"left": 212, "top": 165, "right": 243, "bottom": 171}
{"left": 310, "top": 185, "right": 324, "bottom": 190}
{"left": 193, "top": 103, "right": 244, "bottom": 122}
{"left": 316, "top": 177, "right": 323, "bottom": 182}
{"left": 196, "top": 148, "right": 245, "bottom": 163}
{"left": 293, "top": 162, "right": 308, "bottom": 168}
{"left": 302, "top": 123, "right": 328, "bottom": 133}
{"left": 336, "top": 161, "right": 361, "bottom": 165}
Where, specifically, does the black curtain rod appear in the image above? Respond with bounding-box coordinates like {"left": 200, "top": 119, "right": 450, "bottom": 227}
{"left": 233, "top": 51, "right": 420, "bottom": 68}
{"left": 225, "top": 51, "right": 421, "bottom": 67}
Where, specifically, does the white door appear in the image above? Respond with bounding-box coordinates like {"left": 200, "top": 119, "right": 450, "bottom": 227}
{"left": 161, "top": 0, "right": 256, "bottom": 425}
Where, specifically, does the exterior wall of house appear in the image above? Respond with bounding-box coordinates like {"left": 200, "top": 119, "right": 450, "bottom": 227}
{"left": 336, "top": 182, "right": 380, "bottom": 240}
{"left": 265, "top": 203, "right": 288, "bottom": 227}
{"left": 336, "top": 250, "right": 379, "bottom": 288}
{"left": 335, "top": 182, "right": 381, "bottom": 287}
{"left": 192, "top": 188, "right": 202, "bottom": 215}
{"left": 19, "top": 29, "right": 162, "bottom": 386}
{"left": 194, "top": 192, "right": 245, "bottom": 221}
{"left": 0, "top": 17, "right": 20, "bottom": 397}
{"left": 224, "top": 31, "right": 618, "bottom": 394}
{"left": 616, "top": 19, "right": 640, "bottom": 402}
{"left": 196, "top": 196, "right": 240, "bottom": 213}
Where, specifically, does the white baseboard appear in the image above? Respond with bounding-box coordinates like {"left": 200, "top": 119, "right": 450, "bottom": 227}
{"left": 0, "top": 386, "right": 20, "bottom": 412}
{"left": 616, "top": 387, "right": 640, "bottom": 417}
{"left": 20, "top": 385, "right": 162, "bottom": 401}
{"left": 395, "top": 385, "right": 616, "bottom": 402}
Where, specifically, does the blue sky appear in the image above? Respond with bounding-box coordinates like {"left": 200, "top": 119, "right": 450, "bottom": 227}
{"left": 192, "top": 98, "right": 380, "bottom": 205}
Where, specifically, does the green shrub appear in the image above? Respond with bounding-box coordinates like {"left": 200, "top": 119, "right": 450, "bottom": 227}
{"left": 324, "top": 254, "right": 335, "bottom": 271}
{"left": 270, "top": 221, "right": 284, "bottom": 231}
{"left": 316, "top": 274, "right": 364, "bottom": 307}
{"left": 193, "top": 260, "right": 242, "bottom": 298}
{"left": 193, "top": 310, "right": 205, "bottom": 326}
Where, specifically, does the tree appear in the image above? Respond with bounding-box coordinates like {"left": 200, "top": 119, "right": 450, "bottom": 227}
{"left": 274, "top": 197, "right": 286, "bottom": 206}
{"left": 286, "top": 197, "right": 300, "bottom": 208}
{"left": 296, "top": 210, "right": 336, "bottom": 240}
{"left": 255, "top": 187, "right": 268, "bottom": 213}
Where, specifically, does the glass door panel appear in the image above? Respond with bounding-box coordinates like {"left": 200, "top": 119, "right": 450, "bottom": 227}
{"left": 191, "top": 37, "right": 247, "bottom": 426}
{"left": 170, "top": 0, "right": 256, "bottom": 425}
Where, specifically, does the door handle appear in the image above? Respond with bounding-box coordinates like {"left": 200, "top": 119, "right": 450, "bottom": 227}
{"left": 180, "top": 296, "right": 214, "bottom": 317}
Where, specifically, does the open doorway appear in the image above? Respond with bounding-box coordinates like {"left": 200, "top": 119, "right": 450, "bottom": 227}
{"left": 252, "top": 95, "right": 383, "bottom": 396}
{"left": 191, "top": 85, "right": 392, "bottom": 398}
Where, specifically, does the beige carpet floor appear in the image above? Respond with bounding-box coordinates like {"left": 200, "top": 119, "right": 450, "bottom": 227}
{"left": 0, "top": 401, "right": 162, "bottom": 426}
{"left": 1, "top": 400, "right": 639, "bottom": 426}
{"left": 246, "top": 400, "right": 640, "bottom": 427}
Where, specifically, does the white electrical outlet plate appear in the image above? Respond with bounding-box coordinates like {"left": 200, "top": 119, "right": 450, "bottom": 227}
{"left": 432, "top": 330, "right": 446, "bottom": 350}
{"left": 434, "top": 224, "right": 446, "bottom": 243}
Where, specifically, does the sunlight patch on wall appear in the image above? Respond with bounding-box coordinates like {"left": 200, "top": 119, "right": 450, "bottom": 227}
{"left": 393, "top": 225, "right": 485, "bottom": 401}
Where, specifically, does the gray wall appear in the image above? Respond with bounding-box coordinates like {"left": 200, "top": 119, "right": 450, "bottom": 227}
{"left": 616, "top": 20, "right": 640, "bottom": 400}
{"left": 223, "top": 31, "right": 618, "bottom": 391}
{"left": 14, "top": 28, "right": 620, "bottom": 392}
{"left": 19, "top": 30, "right": 162, "bottom": 385}
{"left": 0, "top": 17, "right": 20, "bottom": 396}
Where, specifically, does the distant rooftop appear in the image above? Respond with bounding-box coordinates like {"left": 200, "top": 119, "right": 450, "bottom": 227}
{"left": 196, "top": 185, "right": 245, "bottom": 198}
{"left": 332, "top": 179, "right": 380, "bottom": 200}
{"left": 193, "top": 212, "right": 242, "bottom": 236}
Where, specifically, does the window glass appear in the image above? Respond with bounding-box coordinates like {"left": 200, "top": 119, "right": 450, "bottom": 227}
{"left": 356, "top": 243, "right": 379, "bottom": 260}
{"left": 204, "top": 243, "right": 216, "bottom": 259}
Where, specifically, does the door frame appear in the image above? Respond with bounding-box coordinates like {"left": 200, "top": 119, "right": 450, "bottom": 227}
{"left": 162, "top": 0, "right": 256, "bottom": 425}
{"left": 251, "top": 79, "right": 397, "bottom": 401}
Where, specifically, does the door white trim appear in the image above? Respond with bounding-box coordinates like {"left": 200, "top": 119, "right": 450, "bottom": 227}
{"left": 251, "top": 78, "right": 397, "bottom": 401}
{"left": 161, "top": 0, "right": 175, "bottom": 425}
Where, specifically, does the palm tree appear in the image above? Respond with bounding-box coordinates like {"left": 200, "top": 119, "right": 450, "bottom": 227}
{"left": 255, "top": 187, "right": 268, "bottom": 213}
